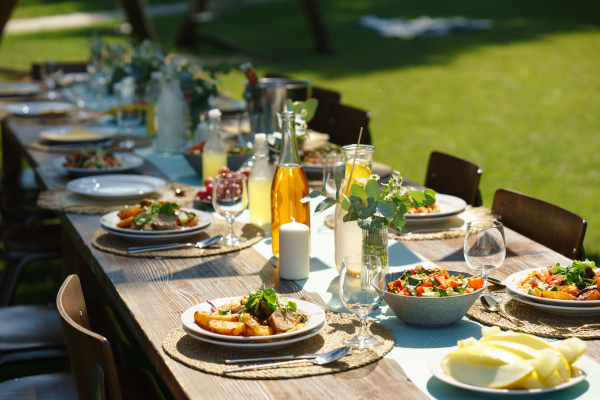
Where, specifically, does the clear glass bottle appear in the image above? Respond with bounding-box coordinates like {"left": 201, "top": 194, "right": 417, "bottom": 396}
{"left": 249, "top": 134, "right": 274, "bottom": 226}
{"left": 144, "top": 71, "right": 162, "bottom": 137}
{"left": 195, "top": 112, "right": 208, "bottom": 144}
{"left": 202, "top": 108, "right": 227, "bottom": 182}
{"left": 270, "top": 110, "right": 310, "bottom": 259}
{"left": 155, "top": 66, "right": 186, "bottom": 153}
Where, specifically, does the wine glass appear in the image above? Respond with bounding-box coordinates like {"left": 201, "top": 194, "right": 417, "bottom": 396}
{"left": 114, "top": 78, "right": 141, "bottom": 149}
{"left": 212, "top": 173, "right": 249, "bottom": 246}
{"left": 41, "top": 61, "right": 62, "bottom": 100}
{"left": 339, "top": 254, "right": 384, "bottom": 349}
{"left": 463, "top": 220, "right": 506, "bottom": 294}
{"left": 323, "top": 152, "right": 345, "bottom": 197}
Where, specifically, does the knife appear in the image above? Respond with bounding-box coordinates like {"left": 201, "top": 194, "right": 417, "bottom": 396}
{"left": 126, "top": 235, "right": 222, "bottom": 254}
{"left": 225, "top": 349, "right": 352, "bottom": 364}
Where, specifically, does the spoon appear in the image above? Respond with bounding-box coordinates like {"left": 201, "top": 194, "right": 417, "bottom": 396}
{"left": 223, "top": 346, "right": 351, "bottom": 373}
{"left": 487, "top": 277, "right": 506, "bottom": 287}
{"left": 167, "top": 183, "right": 185, "bottom": 197}
{"left": 481, "top": 295, "right": 523, "bottom": 326}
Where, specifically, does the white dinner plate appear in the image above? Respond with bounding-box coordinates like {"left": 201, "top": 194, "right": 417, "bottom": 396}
{"left": 182, "top": 319, "right": 326, "bottom": 351}
{"left": 57, "top": 72, "right": 89, "bottom": 87}
{"left": 54, "top": 153, "right": 144, "bottom": 176}
{"left": 181, "top": 297, "right": 326, "bottom": 343}
{"left": 505, "top": 288, "right": 600, "bottom": 316}
{"left": 67, "top": 174, "right": 165, "bottom": 199}
{"left": 428, "top": 348, "right": 589, "bottom": 395}
{"left": 4, "top": 101, "right": 74, "bottom": 116}
{"left": 404, "top": 193, "right": 467, "bottom": 220}
{"left": 101, "top": 208, "right": 212, "bottom": 236}
{"left": 0, "top": 82, "right": 40, "bottom": 97}
{"left": 505, "top": 268, "right": 600, "bottom": 307}
{"left": 40, "top": 126, "right": 118, "bottom": 143}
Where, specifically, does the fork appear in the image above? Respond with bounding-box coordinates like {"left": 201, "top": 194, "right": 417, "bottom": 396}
{"left": 539, "top": 322, "right": 600, "bottom": 334}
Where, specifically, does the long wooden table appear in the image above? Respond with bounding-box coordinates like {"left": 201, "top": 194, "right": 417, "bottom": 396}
{"left": 3, "top": 113, "right": 599, "bottom": 399}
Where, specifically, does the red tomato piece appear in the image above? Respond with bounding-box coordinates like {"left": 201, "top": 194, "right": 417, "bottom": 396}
{"left": 416, "top": 286, "right": 425, "bottom": 296}
{"left": 547, "top": 275, "right": 565, "bottom": 287}
{"left": 469, "top": 277, "right": 485, "bottom": 289}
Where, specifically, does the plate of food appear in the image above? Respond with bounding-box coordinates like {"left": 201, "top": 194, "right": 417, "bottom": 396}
{"left": 40, "top": 125, "right": 117, "bottom": 143}
{"left": 404, "top": 192, "right": 466, "bottom": 220}
{"left": 4, "top": 101, "right": 74, "bottom": 117}
{"left": 67, "top": 174, "right": 165, "bottom": 199}
{"left": 300, "top": 143, "right": 342, "bottom": 173}
{"left": 101, "top": 200, "right": 212, "bottom": 236}
{"left": 505, "top": 288, "right": 600, "bottom": 316}
{"left": 53, "top": 148, "right": 143, "bottom": 176}
{"left": 428, "top": 326, "right": 589, "bottom": 395}
{"left": 505, "top": 260, "right": 600, "bottom": 307}
{"left": 0, "top": 82, "right": 40, "bottom": 97}
{"left": 181, "top": 289, "right": 326, "bottom": 343}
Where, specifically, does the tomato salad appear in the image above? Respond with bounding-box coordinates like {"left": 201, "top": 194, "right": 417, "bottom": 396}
{"left": 386, "top": 265, "right": 485, "bottom": 297}
{"left": 188, "top": 141, "right": 250, "bottom": 155}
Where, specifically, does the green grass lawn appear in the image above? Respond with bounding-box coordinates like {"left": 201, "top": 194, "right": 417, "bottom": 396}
{"left": 1, "top": 0, "right": 599, "bottom": 266}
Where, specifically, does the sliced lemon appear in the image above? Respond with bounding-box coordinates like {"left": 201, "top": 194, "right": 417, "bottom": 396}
{"left": 342, "top": 161, "right": 371, "bottom": 195}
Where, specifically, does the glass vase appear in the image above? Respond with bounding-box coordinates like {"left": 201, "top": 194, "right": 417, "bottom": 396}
{"left": 362, "top": 227, "right": 389, "bottom": 276}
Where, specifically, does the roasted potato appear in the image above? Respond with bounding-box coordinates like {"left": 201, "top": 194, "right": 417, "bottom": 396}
{"left": 558, "top": 284, "right": 580, "bottom": 297}
{"left": 193, "top": 311, "right": 240, "bottom": 330}
{"left": 208, "top": 319, "right": 245, "bottom": 336}
{"left": 541, "top": 291, "right": 578, "bottom": 301}
{"left": 276, "top": 323, "right": 306, "bottom": 335}
{"left": 593, "top": 277, "right": 600, "bottom": 287}
{"left": 117, "top": 207, "right": 141, "bottom": 220}
{"left": 578, "top": 289, "right": 600, "bottom": 301}
{"left": 244, "top": 318, "right": 274, "bottom": 336}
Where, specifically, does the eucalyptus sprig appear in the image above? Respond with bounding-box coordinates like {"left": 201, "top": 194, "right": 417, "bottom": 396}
{"left": 302, "top": 171, "right": 437, "bottom": 231}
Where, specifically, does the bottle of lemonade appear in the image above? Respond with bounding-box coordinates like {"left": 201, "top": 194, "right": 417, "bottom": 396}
{"left": 144, "top": 71, "right": 162, "bottom": 137}
{"left": 202, "top": 108, "right": 227, "bottom": 182}
{"left": 333, "top": 145, "right": 376, "bottom": 273}
{"left": 249, "top": 134, "right": 274, "bottom": 226}
{"left": 271, "top": 110, "right": 310, "bottom": 259}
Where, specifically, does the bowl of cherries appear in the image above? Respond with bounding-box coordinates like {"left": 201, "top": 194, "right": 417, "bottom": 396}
{"left": 195, "top": 167, "right": 250, "bottom": 210}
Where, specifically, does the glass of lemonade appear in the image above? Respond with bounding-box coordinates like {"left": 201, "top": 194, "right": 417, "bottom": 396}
{"left": 333, "top": 145, "right": 376, "bottom": 273}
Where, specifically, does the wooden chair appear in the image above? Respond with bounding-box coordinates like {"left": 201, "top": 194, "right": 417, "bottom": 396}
{"left": 307, "top": 86, "right": 341, "bottom": 135}
{"left": 324, "top": 103, "right": 372, "bottom": 146}
{"left": 425, "top": 151, "right": 483, "bottom": 206}
{"left": 0, "top": 0, "right": 18, "bottom": 45}
{"left": 492, "top": 189, "right": 587, "bottom": 261}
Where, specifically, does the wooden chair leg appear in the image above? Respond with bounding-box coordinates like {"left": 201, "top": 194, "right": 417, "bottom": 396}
{"left": 119, "top": 0, "right": 158, "bottom": 42}
{"left": 301, "top": 0, "right": 331, "bottom": 53}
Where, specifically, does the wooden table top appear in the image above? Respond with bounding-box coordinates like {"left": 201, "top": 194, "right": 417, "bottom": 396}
{"left": 3, "top": 113, "right": 599, "bottom": 399}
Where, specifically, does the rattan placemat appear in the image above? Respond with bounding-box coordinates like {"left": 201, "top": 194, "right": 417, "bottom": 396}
{"left": 27, "top": 135, "right": 152, "bottom": 153}
{"left": 92, "top": 219, "right": 264, "bottom": 258}
{"left": 37, "top": 183, "right": 196, "bottom": 214}
{"left": 467, "top": 292, "right": 600, "bottom": 339}
{"left": 323, "top": 206, "right": 496, "bottom": 241}
{"left": 163, "top": 311, "right": 394, "bottom": 379}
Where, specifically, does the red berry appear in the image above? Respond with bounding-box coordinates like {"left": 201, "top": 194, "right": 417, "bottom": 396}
{"left": 204, "top": 177, "right": 214, "bottom": 186}
{"left": 218, "top": 166, "right": 231, "bottom": 174}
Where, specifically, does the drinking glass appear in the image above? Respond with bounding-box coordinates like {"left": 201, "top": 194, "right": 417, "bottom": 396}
{"left": 322, "top": 152, "right": 345, "bottom": 197}
{"left": 114, "top": 80, "right": 141, "bottom": 149}
{"left": 463, "top": 220, "right": 506, "bottom": 293}
{"left": 212, "top": 173, "right": 249, "bottom": 246}
{"left": 41, "top": 61, "right": 62, "bottom": 100}
{"left": 339, "top": 254, "right": 384, "bottom": 349}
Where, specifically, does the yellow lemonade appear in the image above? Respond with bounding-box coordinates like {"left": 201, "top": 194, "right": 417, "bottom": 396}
{"left": 202, "top": 152, "right": 227, "bottom": 181}
{"left": 145, "top": 103, "right": 156, "bottom": 136}
{"left": 249, "top": 177, "right": 272, "bottom": 226}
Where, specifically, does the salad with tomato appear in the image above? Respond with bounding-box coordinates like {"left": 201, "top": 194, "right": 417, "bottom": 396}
{"left": 188, "top": 141, "right": 250, "bottom": 155}
{"left": 386, "top": 265, "right": 485, "bottom": 297}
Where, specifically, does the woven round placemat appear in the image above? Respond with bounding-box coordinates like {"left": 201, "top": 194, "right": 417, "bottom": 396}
{"left": 27, "top": 135, "right": 152, "bottom": 153}
{"left": 162, "top": 311, "right": 394, "bottom": 379}
{"left": 323, "top": 206, "right": 496, "bottom": 241}
{"left": 37, "top": 183, "right": 196, "bottom": 214}
{"left": 92, "top": 219, "right": 263, "bottom": 258}
{"left": 467, "top": 292, "right": 600, "bottom": 339}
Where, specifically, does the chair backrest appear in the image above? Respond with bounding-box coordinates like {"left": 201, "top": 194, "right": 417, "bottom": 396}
{"left": 323, "top": 103, "right": 372, "bottom": 146}
{"left": 0, "top": 0, "right": 18, "bottom": 45}
{"left": 492, "top": 189, "right": 587, "bottom": 260}
{"left": 57, "top": 275, "right": 123, "bottom": 400}
{"left": 425, "top": 151, "right": 483, "bottom": 206}
{"left": 31, "top": 62, "right": 88, "bottom": 81}
{"left": 307, "top": 86, "right": 341, "bottom": 134}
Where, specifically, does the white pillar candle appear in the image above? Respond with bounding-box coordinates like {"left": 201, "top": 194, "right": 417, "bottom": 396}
{"left": 278, "top": 218, "right": 309, "bottom": 280}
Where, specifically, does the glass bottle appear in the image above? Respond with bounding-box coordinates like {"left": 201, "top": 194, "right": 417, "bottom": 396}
{"left": 202, "top": 108, "right": 227, "bottom": 182}
{"left": 271, "top": 110, "right": 310, "bottom": 259}
{"left": 249, "top": 134, "right": 274, "bottom": 226}
{"left": 333, "top": 144, "right": 376, "bottom": 273}
{"left": 144, "top": 71, "right": 162, "bottom": 137}
{"left": 155, "top": 66, "right": 186, "bottom": 153}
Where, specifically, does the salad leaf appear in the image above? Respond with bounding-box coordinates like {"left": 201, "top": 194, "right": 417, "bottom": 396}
{"left": 218, "top": 309, "right": 231, "bottom": 315}
{"left": 436, "top": 288, "right": 448, "bottom": 297}
{"left": 407, "top": 275, "right": 421, "bottom": 287}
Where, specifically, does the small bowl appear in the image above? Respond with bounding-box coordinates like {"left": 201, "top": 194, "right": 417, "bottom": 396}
{"left": 182, "top": 147, "right": 250, "bottom": 177}
{"left": 379, "top": 270, "right": 485, "bottom": 328}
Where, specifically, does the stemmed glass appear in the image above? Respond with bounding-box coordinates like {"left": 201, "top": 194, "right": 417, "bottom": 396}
{"left": 339, "top": 254, "right": 384, "bottom": 349}
{"left": 114, "top": 78, "right": 141, "bottom": 149}
{"left": 212, "top": 173, "right": 249, "bottom": 246}
{"left": 41, "top": 61, "right": 62, "bottom": 100}
{"left": 323, "top": 152, "right": 345, "bottom": 197}
{"left": 463, "top": 220, "right": 506, "bottom": 294}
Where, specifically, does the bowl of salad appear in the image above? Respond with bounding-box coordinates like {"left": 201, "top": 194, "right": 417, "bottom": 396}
{"left": 182, "top": 142, "right": 251, "bottom": 178}
{"left": 381, "top": 265, "right": 485, "bottom": 327}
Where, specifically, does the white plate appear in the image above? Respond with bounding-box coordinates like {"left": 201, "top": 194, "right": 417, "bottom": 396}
{"left": 505, "top": 268, "right": 600, "bottom": 307}
{"left": 182, "top": 320, "right": 326, "bottom": 351}
{"left": 57, "top": 72, "right": 89, "bottom": 87}
{"left": 505, "top": 288, "right": 600, "bottom": 316}
{"left": 40, "top": 126, "right": 117, "bottom": 143}
{"left": 101, "top": 208, "right": 212, "bottom": 236}
{"left": 428, "top": 347, "right": 589, "bottom": 395}
{"left": 54, "top": 153, "right": 144, "bottom": 176}
{"left": 181, "top": 297, "right": 326, "bottom": 343}
{"left": 67, "top": 174, "right": 165, "bottom": 199}
{"left": 404, "top": 193, "right": 467, "bottom": 220}
{"left": 4, "top": 101, "right": 74, "bottom": 116}
{"left": 0, "top": 82, "right": 40, "bottom": 97}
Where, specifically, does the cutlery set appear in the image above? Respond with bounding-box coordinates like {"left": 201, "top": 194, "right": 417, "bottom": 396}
{"left": 127, "top": 235, "right": 223, "bottom": 254}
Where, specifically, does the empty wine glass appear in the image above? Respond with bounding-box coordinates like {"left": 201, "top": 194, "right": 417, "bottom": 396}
{"left": 339, "top": 254, "right": 384, "bottom": 349}
{"left": 41, "top": 61, "right": 62, "bottom": 100}
{"left": 464, "top": 220, "right": 506, "bottom": 294}
{"left": 212, "top": 173, "right": 249, "bottom": 246}
{"left": 114, "top": 77, "right": 140, "bottom": 149}
{"left": 323, "top": 152, "right": 344, "bottom": 197}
